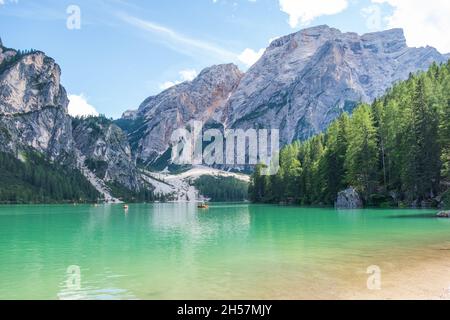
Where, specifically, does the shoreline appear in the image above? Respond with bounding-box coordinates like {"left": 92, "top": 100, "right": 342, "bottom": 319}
{"left": 344, "top": 253, "right": 450, "bottom": 300}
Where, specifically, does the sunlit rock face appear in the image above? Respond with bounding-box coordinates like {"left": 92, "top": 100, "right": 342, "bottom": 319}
{"left": 225, "top": 26, "right": 449, "bottom": 144}
{"left": 0, "top": 47, "right": 74, "bottom": 160}
{"left": 124, "top": 26, "right": 449, "bottom": 165}
{"left": 122, "top": 63, "right": 243, "bottom": 163}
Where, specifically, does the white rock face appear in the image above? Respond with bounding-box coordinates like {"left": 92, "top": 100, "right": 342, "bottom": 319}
{"left": 121, "top": 109, "right": 138, "bottom": 120}
{"left": 0, "top": 48, "right": 73, "bottom": 160}
{"left": 141, "top": 166, "right": 249, "bottom": 202}
{"left": 0, "top": 53, "right": 68, "bottom": 115}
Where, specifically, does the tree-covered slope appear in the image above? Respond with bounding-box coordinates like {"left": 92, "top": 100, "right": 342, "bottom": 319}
{"left": 0, "top": 151, "right": 100, "bottom": 204}
{"left": 250, "top": 61, "right": 450, "bottom": 208}
{"left": 194, "top": 175, "right": 248, "bottom": 202}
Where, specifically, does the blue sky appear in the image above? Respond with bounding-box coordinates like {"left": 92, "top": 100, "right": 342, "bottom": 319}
{"left": 0, "top": 0, "right": 449, "bottom": 119}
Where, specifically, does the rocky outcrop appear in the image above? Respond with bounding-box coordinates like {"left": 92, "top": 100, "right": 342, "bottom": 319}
{"left": 335, "top": 187, "right": 363, "bottom": 209}
{"left": 437, "top": 211, "right": 450, "bottom": 218}
{"left": 0, "top": 47, "right": 74, "bottom": 161}
{"left": 72, "top": 117, "right": 141, "bottom": 191}
{"left": 120, "top": 64, "right": 243, "bottom": 163}
{"left": 121, "top": 109, "right": 138, "bottom": 120}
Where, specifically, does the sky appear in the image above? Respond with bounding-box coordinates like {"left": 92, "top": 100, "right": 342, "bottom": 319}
{"left": 1, "top": 0, "right": 450, "bottom": 119}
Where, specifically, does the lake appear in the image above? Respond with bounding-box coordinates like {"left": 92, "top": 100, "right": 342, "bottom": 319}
{"left": 1, "top": 204, "right": 450, "bottom": 300}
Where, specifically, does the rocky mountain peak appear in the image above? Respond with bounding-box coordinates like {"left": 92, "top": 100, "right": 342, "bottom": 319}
{"left": 196, "top": 63, "right": 242, "bottom": 81}
{"left": 121, "top": 109, "right": 138, "bottom": 120}
{"left": 269, "top": 25, "right": 338, "bottom": 48}
{"left": 362, "top": 27, "right": 405, "bottom": 42}
{"left": 361, "top": 28, "right": 407, "bottom": 54}
{"left": 0, "top": 46, "right": 73, "bottom": 160}
{"left": 226, "top": 26, "right": 449, "bottom": 144}
{"left": 126, "top": 63, "right": 244, "bottom": 162}
{"left": 0, "top": 51, "right": 67, "bottom": 116}
{"left": 122, "top": 26, "right": 449, "bottom": 166}
{"left": 193, "top": 64, "right": 242, "bottom": 92}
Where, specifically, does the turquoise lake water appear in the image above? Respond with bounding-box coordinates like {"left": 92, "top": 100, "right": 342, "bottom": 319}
{"left": 0, "top": 203, "right": 449, "bottom": 300}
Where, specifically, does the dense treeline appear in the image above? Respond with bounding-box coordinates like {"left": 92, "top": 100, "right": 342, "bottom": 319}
{"left": 0, "top": 151, "right": 100, "bottom": 204}
{"left": 194, "top": 176, "right": 249, "bottom": 202}
{"left": 107, "top": 181, "right": 156, "bottom": 203}
{"left": 0, "top": 49, "right": 41, "bottom": 74}
{"left": 250, "top": 61, "right": 450, "bottom": 208}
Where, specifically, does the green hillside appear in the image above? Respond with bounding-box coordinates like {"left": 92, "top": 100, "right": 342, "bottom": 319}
{"left": 0, "top": 151, "right": 100, "bottom": 204}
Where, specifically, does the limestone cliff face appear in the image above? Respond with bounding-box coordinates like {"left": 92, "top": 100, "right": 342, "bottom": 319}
{"left": 123, "top": 26, "right": 449, "bottom": 165}
{"left": 124, "top": 63, "right": 243, "bottom": 163}
{"left": 72, "top": 117, "right": 141, "bottom": 191}
{"left": 0, "top": 45, "right": 73, "bottom": 160}
{"left": 226, "top": 26, "right": 449, "bottom": 143}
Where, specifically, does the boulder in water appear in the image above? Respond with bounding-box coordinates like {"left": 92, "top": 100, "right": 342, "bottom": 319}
{"left": 335, "top": 187, "right": 363, "bottom": 209}
{"left": 437, "top": 211, "right": 450, "bottom": 218}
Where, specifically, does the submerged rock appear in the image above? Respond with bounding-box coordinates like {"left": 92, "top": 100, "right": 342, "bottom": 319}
{"left": 335, "top": 187, "right": 363, "bottom": 209}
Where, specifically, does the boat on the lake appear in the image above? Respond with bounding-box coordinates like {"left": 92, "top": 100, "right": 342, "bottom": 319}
{"left": 198, "top": 203, "right": 209, "bottom": 209}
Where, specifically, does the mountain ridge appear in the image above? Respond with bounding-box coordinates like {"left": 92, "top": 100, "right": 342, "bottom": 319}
{"left": 1, "top": 25, "right": 450, "bottom": 203}
{"left": 119, "top": 25, "right": 450, "bottom": 165}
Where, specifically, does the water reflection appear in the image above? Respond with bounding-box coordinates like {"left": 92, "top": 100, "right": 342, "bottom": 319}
{"left": 151, "top": 203, "right": 251, "bottom": 240}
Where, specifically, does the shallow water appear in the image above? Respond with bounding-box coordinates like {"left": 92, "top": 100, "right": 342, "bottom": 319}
{"left": 0, "top": 203, "right": 449, "bottom": 300}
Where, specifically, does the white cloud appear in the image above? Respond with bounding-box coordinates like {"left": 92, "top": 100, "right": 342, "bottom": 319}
{"left": 279, "top": 0, "right": 348, "bottom": 28}
{"left": 117, "top": 12, "right": 238, "bottom": 62}
{"left": 68, "top": 94, "right": 99, "bottom": 118}
{"left": 0, "top": 0, "right": 19, "bottom": 5}
{"left": 371, "top": 0, "right": 450, "bottom": 53}
{"left": 159, "top": 69, "right": 198, "bottom": 90}
{"left": 238, "top": 48, "right": 265, "bottom": 68}
{"left": 179, "top": 69, "right": 198, "bottom": 82}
